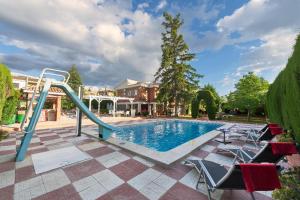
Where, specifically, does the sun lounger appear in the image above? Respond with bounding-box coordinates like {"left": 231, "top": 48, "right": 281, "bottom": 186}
{"left": 219, "top": 142, "right": 297, "bottom": 163}
{"left": 184, "top": 160, "right": 281, "bottom": 200}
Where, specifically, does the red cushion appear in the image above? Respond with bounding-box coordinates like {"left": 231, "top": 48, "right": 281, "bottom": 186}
{"left": 270, "top": 142, "right": 298, "bottom": 155}
{"left": 240, "top": 163, "right": 281, "bottom": 192}
{"left": 269, "top": 127, "right": 283, "bottom": 135}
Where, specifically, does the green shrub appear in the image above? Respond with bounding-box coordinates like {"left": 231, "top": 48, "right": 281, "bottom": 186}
{"left": 0, "top": 64, "right": 14, "bottom": 121}
{"left": 191, "top": 98, "right": 199, "bottom": 118}
{"left": 1, "top": 90, "right": 20, "bottom": 123}
{"left": 272, "top": 167, "right": 300, "bottom": 200}
{"left": 191, "top": 90, "right": 217, "bottom": 120}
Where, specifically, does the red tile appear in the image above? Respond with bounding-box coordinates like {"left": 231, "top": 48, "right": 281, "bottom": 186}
{"left": 0, "top": 185, "right": 14, "bottom": 200}
{"left": 33, "top": 184, "right": 81, "bottom": 200}
{"left": 160, "top": 183, "right": 207, "bottom": 200}
{"left": 110, "top": 159, "right": 147, "bottom": 181}
{"left": 205, "top": 140, "right": 220, "bottom": 147}
{"left": 86, "top": 147, "right": 114, "bottom": 158}
{"left": 191, "top": 149, "right": 209, "bottom": 158}
{"left": 29, "top": 142, "right": 43, "bottom": 148}
{"left": 0, "top": 161, "right": 15, "bottom": 173}
{"left": 40, "top": 135, "right": 60, "bottom": 141}
{"left": 64, "top": 159, "right": 105, "bottom": 182}
{"left": 0, "top": 141, "right": 16, "bottom": 146}
{"left": 221, "top": 190, "right": 272, "bottom": 200}
{"left": 27, "top": 147, "right": 48, "bottom": 155}
{"left": 153, "top": 164, "right": 188, "bottom": 180}
{"left": 0, "top": 150, "right": 15, "bottom": 156}
{"left": 15, "top": 165, "right": 37, "bottom": 183}
{"left": 98, "top": 184, "right": 148, "bottom": 200}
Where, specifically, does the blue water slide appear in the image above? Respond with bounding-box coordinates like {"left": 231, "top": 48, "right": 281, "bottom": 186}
{"left": 51, "top": 82, "right": 117, "bottom": 136}
{"left": 16, "top": 80, "right": 52, "bottom": 161}
{"left": 16, "top": 80, "right": 117, "bottom": 161}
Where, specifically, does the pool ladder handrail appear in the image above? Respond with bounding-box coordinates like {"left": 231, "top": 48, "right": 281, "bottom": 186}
{"left": 20, "top": 68, "right": 70, "bottom": 131}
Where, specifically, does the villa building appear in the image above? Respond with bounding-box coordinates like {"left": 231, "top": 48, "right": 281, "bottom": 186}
{"left": 114, "top": 79, "right": 160, "bottom": 115}
{"left": 12, "top": 72, "right": 65, "bottom": 121}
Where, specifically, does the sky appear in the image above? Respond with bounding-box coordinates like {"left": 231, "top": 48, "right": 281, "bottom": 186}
{"left": 0, "top": 0, "right": 299, "bottom": 96}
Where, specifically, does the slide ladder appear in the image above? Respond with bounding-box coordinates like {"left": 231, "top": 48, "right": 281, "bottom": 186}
{"left": 16, "top": 68, "right": 116, "bottom": 161}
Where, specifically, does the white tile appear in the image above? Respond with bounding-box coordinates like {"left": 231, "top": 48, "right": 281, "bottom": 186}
{"left": 29, "top": 183, "right": 47, "bottom": 199}
{"left": 14, "top": 190, "right": 32, "bottom": 200}
{"left": 16, "top": 157, "right": 33, "bottom": 169}
{"left": 153, "top": 174, "right": 176, "bottom": 190}
{"left": 78, "top": 142, "right": 105, "bottom": 151}
{"left": 107, "top": 144, "right": 121, "bottom": 151}
{"left": 14, "top": 176, "right": 43, "bottom": 193}
{"left": 205, "top": 153, "right": 234, "bottom": 166}
{"left": 140, "top": 182, "right": 166, "bottom": 200}
{"left": 41, "top": 169, "right": 70, "bottom": 192}
{"left": 79, "top": 183, "right": 107, "bottom": 200}
{"left": 179, "top": 168, "right": 223, "bottom": 199}
{"left": 96, "top": 152, "right": 129, "bottom": 168}
{"left": 179, "top": 169, "right": 199, "bottom": 189}
{"left": 0, "top": 145, "right": 15, "bottom": 151}
{"left": 0, "top": 170, "right": 15, "bottom": 189}
{"left": 73, "top": 176, "right": 98, "bottom": 192}
{"left": 93, "top": 169, "right": 124, "bottom": 191}
{"left": 201, "top": 144, "right": 215, "bottom": 152}
{"left": 43, "top": 138, "right": 64, "bottom": 145}
{"left": 31, "top": 137, "right": 41, "bottom": 143}
{"left": 133, "top": 156, "right": 154, "bottom": 167}
{"left": 128, "top": 168, "right": 162, "bottom": 190}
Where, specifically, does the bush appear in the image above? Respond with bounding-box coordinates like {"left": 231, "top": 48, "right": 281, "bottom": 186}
{"left": 272, "top": 167, "right": 300, "bottom": 200}
{"left": 0, "top": 64, "right": 14, "bottom": 121}
{"left": 191, "top": 98, "right": 199, "bottom": 118}
{"left": 191, "top": 90, "right": 217, "bottom": 120}
{"left": 1, "top": 90, "right": 20, "bottom": 124}
{"left": 141, "top": 111, "right": 149, "bottom": 116}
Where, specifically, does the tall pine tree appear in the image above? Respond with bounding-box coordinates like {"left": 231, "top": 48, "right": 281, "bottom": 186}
{"left": 155, "top": 12, "right": 202, "bottom": 116}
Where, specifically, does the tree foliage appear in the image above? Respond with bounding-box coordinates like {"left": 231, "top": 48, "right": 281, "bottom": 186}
{"left": 62, "top": 65, "right": 82, "bottom": 110}
{"left": 203, "top": 84, "right": 221, "bottom": 108}
{"left": 0, "top": 64, "right": 15, "bottom": 121}
{"left": 1, "top": 90, "right": 20, "bottom": 123}
{"left": 191, "top": 90, "right": 217, "bottom": 120}
{"left": 226, "top": 72, "right": 269, "bottom": 120}
{"left": 155, "top": 12, "right": 202, "bottom": 116}
{"left": 266, "top": 34, "right": 300, "bottom": 143}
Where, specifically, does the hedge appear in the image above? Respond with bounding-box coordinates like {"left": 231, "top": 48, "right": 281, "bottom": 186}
{"left": 191, "top": 90, "right": 217, "bottom": 120}
{"left": 266, "top": 34, "right": 300, "bottom": 143}
{"left": 0, "top": 64, "right": 14, "bottom": 121}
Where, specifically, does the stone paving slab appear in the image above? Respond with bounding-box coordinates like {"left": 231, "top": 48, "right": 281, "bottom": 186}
{"left": 0, "top": 123, "right": 275, "bottom": 200}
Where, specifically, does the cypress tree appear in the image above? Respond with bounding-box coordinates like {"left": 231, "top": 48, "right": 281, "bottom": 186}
{"left": 267, "top": 34, "right": 300, "bottom": 143}
{"left": 155, "top": 12, "right": 202, "bottom": 116}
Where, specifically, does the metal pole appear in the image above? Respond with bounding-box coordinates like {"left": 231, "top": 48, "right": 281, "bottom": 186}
{"left": 76, "top": 86, "right": 83, "bottom": 136}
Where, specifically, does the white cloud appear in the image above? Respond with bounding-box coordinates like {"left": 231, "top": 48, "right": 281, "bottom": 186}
{"left": 215, "top": 0, "right": 300, "bottom": 82}
{"left": 0, "top": 0, "right": 162, "bottom": 86}
{"left": 137, "top": 2, "right": 149, "bottom": 10}
{"left": 156, "top": 0, "right": 167, "bottom": 12}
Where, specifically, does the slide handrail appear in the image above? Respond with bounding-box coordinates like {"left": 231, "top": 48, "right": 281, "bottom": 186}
{"left": 20, "top": 68, "right": 70, "bottom": 130}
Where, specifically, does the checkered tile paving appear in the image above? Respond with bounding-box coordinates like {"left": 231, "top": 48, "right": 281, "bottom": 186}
{"left": 0, "top": 124, "right": 274, "bottom": 200}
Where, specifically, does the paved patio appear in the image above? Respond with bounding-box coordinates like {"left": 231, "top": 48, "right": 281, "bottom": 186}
{"left": 0, "top": 121, "right": 273, "bottom": 200}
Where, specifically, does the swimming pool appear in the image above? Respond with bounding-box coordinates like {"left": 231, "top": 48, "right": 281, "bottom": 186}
{"left": 112, "top": 120, "right": 222, "bottom": 152}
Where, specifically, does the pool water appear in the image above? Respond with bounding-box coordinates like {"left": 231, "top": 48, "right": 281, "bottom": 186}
{"left": 112, "top": 120, "right": 222, "bottom": 152}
